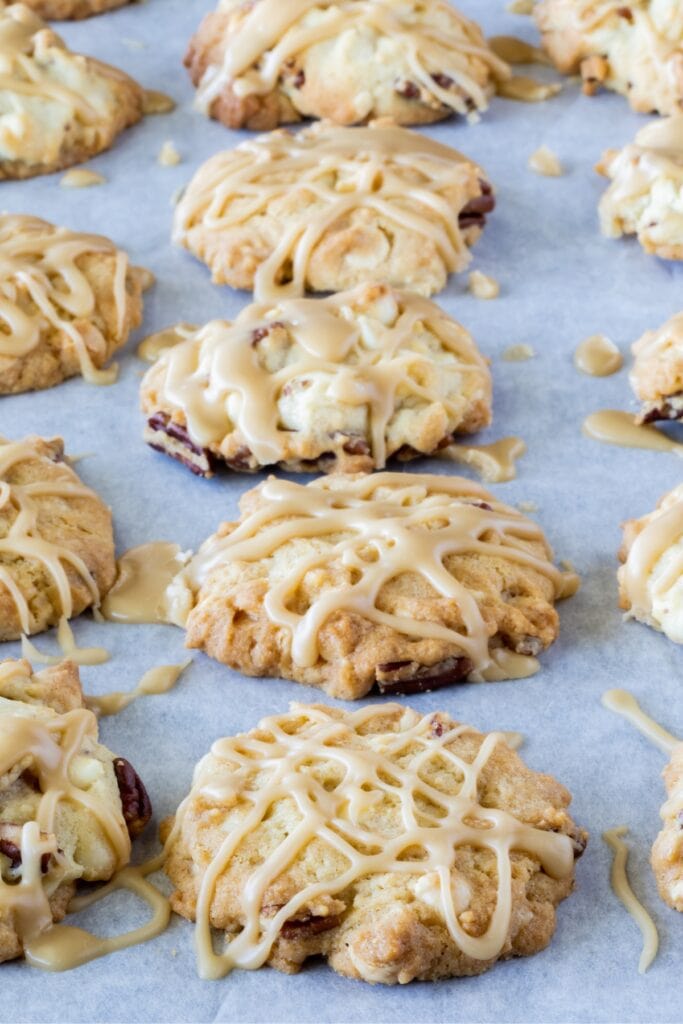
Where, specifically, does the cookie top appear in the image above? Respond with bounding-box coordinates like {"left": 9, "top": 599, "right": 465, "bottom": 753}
{"left": 1, "top": 0, "right": 131, "bottom": 18}
{"left": 0, "top": 214, "right": 149, "bottom": 395}
{"left": 597, "top": 116, "right": 683, "bottom": 260}
{"left": 0, "top": 657, "right": 152, "bottom": 962}
{"left": 619, "top": 484, "right": 683, "bottom": 644}
{"left": 173, "top": 121, "right": 494, "bottom": 300}
{"left": 651, "top": 741, "right": 683, "bottom": 912}
{"left": 0, "top": 435, "right": 116, "bottom": 641}
{"left": 0, "top": 3, "right": 144, "bottom": 179}
{"left": 186, "top": 0, "right": 509, "bottom": 130}
{"left": 164, "top": 702, "right": 586, "bottom": 983}
{"left": 141, "top": 285, "right": 492, "bottom": 477}
{"left": 171, "top": 473, "right": 578, "bottom": 699}
{"left": 630, "top": 311, "right": 683, "bottom": 423}
{"left": 536, "top": 0, "right": 683, "bottom": 115}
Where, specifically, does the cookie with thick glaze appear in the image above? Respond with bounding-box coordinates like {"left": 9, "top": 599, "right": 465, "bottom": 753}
{"left": 630, "top": 312, "right": 683, "bottom": 424}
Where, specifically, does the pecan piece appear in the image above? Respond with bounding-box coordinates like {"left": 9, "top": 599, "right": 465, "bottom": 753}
{"left": 113, "top": 758, "right": 152, "bottom": 839}
{"left": 375, "top": 656, "right": 473, "bottom": 695}
{"left": 146, "top": 412, "right": 216, "bottom": 477}
{"left": 640, "top": 393, "right": 683, "bottom": 424}
{"left": 459, "top": 183, "right": 496, "bottom": 229}
{"left": 0, "top": 823, "right": 51, "bottom": 873}
{"left": 280, "top": 913, "right": 341, "bottom": 939}
{"left": 396, "top": 79, "right": 420, "bottom": 99}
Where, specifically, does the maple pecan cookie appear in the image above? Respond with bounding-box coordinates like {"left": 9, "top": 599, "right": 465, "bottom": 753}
{"left": 163, "top": 703, "right": 587, "bottom": 983}
{"left": 619, "top": 484, "right": 683, "bottom": 644}
{"left": 167, "top": 473, "right": 579, "bottom": 700}
{"left": 535, "top": 0, "right": 683, "bottom": 114}
{"left": 0, "top": 0, "right": 130, "bottom": 17}
{"left": 141, "top": 285, "right": 492, "bottom": 478}
{"left": 185, "top": 0, "right": 509, "bottom": 131}
{"left": 0, "top": 436, "right": 116, "bottom": 641}
{"left": 630, "top": 311, "right": 683, "bottom": 423}
{"left": 173, "top": 122, "right": 494, "bottom": 300}
{"left": 0, "top": 3, "right": 144, "bottom": 179}
{"left": 0, "top": 214, "right": 150, "bottom": 395}
{"left": 652, "top": 741, "right": 683, "bottom": 912}
{"left": 597, "top": 116, "right": 683, "bottom": 260}
{"left": 0, "top": 657, "right": 152, "bottom": 963}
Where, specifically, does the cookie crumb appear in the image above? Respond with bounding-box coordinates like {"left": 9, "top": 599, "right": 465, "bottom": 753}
{"left": 506, "top": 0, "right": 535, "bottom": 12}
{"left": 159, "top": 141, "right": 181, "bottom": 167}
{"left": 517, "top": 500, "right": 538, "bottom": 513}
{"left": 143, "top": 90, "right": 176, "bottom": 116}
{"left": 502, "top": 344, "right": 535, "bottom": 362}
{"left": 468, "top": 271, "right": 500, "bottom": 300}
{"left": 529, "top": 145, "right": 563, "bottom": 176}
{"left": 60, "top": 169, "right": 105, "bottom": 188}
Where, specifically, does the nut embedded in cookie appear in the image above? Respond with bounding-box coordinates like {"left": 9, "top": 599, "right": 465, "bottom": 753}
{"left": 141, "top": 284, "right": 492, "bottom": 478}
{"left": 0, "top": 214, "right": 150, "bottom": 395}
{"left": 597, "top": 117, "right": 683, "bottom": 261}
{"left": 0, "top": 3, "right": 145, "bottom": 179}
{"left": 173, "top": 121, "right": 495, "bottom": 300}
{"left": 185, "top": 0, "right": 510, "bottom": 130}
{"left": 163, "top": 703, "right": 587, "bottom": 983}
{"left": 535, "top": 0, "right": 683, "bottom": 114}
{"left": 630, "top": 311, "right": 683, "bottom": 424}
{"left": 168, "top": 472, "right": 578, "bottom": 699}
{"left": 0, "top": 657, "right": 152, "bottom": 964}
{"left": 0, "top": 435, "right": 116, "bottom": 641}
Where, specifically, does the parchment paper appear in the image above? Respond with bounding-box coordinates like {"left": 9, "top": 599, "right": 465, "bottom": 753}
{"left": 2, "top": 2, "right": 683, "bottom": 1021}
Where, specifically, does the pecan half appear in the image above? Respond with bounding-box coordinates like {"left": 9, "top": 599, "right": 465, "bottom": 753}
{"left": 113, "top": 758, "right": 152, "bottom": 839}
{"left": 375, "top": 656, "right": 473, "bottom": 695}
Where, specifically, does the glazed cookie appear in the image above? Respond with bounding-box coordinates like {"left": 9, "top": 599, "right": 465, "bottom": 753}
{"left": 0, "top": 215, "right": 150, "bottom": 395}
{"left": 535, "top": 0, "right": 683, "bottom": 114}
{"left": 597, "top": 116, "right": 683, "bottom": 260}
{"left": 0, "top": 3, "right": 144, "bottom": 179}
{"left": 141, "top": 285, "right": 492, "bottom": 478}
{"left": 0, "top": 0, "right": 130, "bottom": 18}
{"left": 167, "top": 473, "right": 578, "bottom": 700}
{"left": 0, "top": 656, "right": 152, "bottom": 963}
{"left": 652, "top": 741, "right": 683, "bottom": 911}
{"left": 619, "top": 484, "right": 683, "bottom": 644}
{"left": 163, "top": 703, "right": 587, "bottom": 983}
{"left": 185, "top": 0, "right": 509, "bottom": 131}
{"left": 630, "top": 311, "right": 683, "bottom": 423}
{"left": 0, "top": 436, "right": 116, "bottom": 641}
{"left": 173, "top": 122, "right": 494, "bottom": 300}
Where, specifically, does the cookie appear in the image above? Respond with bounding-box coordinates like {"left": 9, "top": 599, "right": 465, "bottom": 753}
{"left": 173, "top": 122, "right": 495, "bottom": 300}
{"left": 0, "top": 0, "right": 130, "bottom": 18}
{"left": 0, "top": 3, "right": 144, "bottom": 179}
{"left": 597, "top": 116, "right": 683, "bottom": 261}
{"left": 0, "top": 214, "right": 150, "bottom": 395}
{"left": 185, "top": 0, "right": 509, "bottom": 131}
{"left": 619, "top": 484, "right": 683, "bottom": 644}
{"left": 168, "top": 473, "right": 578, "bottom": 700}
{"left": 0, "top": 436, "right": 116, "bottom": 641}
{"left": 141, "top": 285, "right": 492, "bottom": 478}
{"left": 630, "top": 311, "right": 683, "bottom": 424}
{"left": 535, "top": 0, "right": 683, "bottom": 114}
{"left": 652, "top": 741, "right": 683, "bottom": 912}
{"left": 0, "top": 656, "right": 152, "bottom": 963}
{"left": 163, "top": 702, "right": 587, "bottom": 983}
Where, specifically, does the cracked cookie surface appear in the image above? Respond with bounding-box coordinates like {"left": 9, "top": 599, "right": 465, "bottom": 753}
{"left": 163, "top": 703, "right": 587, "bottom": 983}
{"left": 141, "top": 284, "right": 492, "bottom": 478}
{"left": 0, "top": 657, "right": 152, "bottom": 963}
{"left": 173, "top": 121, "right": 494, "bottom": 300}
{"left": 0, "top": 3, "right": 144, "bottom": 179}
{"left": 185, "top": 0, "right": 509, "bottom": 130}
{"left": 0, "top": 214, "right": 150, "bottom": 395}
{"left": 0, "top": 435, "right": 116, "bottom": 641}
{"left": 168, "top": 473, "right": 578, "bottom": 700}
{"left": 536, "top": 0, "right": 683, "bottom": 114}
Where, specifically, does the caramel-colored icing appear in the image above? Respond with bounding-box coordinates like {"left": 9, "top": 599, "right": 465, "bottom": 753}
{"left": 88, "top": 662, "right": 190, "bottom": 717}
{"left": 163, "top": 703, "right": 577, "bottom": 980}
{"left": 101, "top": 542, "right": 190, "bottom": 625}
{"left": 437, "top": 437, "right": 526, "bottom": 484}
{"left": 137, "top": 325, "right": 198, "bottom": 364}
{"left": 143, "top": 290, "right": 490, "bottom": 469}
{"left": 582, "top": 409, "right": 683, "bottom": 456}
{"left": 174, "top": 122, "right": 490, "bottom": 303}
{"left": 574, "top": 335, "right": 623, "bottom": 377}
{"left": 170, "top": 473, "right": 577, "bottom": 680}
{"left": 195, "top": 0, "right": 508, "bottom": 116}
{"left": 602, "top": 689, "right": 679, "bottom": 756}
{"left": 21, "top": 616, "right": 109, "bottom": 667}
{"left": 0, "top": 438, "right": 104, "bottom": 634}
{"left": 603, "top": 826, "right": 659, "bottom": 974}
{"left": 0, "top": 214, "right": 132, "bottom": 384}
{"left": 488, "top": 35, "right": 552, "bottom": 66}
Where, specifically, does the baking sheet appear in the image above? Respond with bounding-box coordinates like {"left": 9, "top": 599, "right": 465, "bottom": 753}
{"left": 3, "top": 1, "right": 683, "bottom": 1020}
